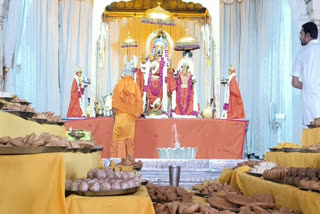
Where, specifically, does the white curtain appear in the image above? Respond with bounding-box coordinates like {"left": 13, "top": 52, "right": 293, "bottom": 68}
{"left": 3, "top": 0, "right": 24, "bottom": 68}
{"left": 5, "top": 0, "right": 60, "bottom": 113}
{"left": 221, "top": 0, "right": 302, "bottom": 158}
{"left": 59, "top": 0, "right": 92, "bottom": 117}
{"left": 4, "top": 0, "right": 92, "bottom": 117}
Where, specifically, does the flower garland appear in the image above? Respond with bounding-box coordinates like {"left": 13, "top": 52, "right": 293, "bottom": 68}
{"left": 177, "top": 73, "right": 193, "bottom": 115}
{"left": 148, "top": 57, "right": 165, "bottom": 96}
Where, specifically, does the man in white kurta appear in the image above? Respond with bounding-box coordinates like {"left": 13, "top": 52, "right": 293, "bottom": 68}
{"left": 291, "top": 22, "right": 320, "bottom": 126}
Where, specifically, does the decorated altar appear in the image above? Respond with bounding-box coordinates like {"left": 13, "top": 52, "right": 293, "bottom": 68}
{"left": 91, "top": 0, "right": 217, "bottom": 118}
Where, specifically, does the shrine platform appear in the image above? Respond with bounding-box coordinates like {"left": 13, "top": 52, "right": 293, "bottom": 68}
{"left": 65, "top": 117, "right": 248, "bottom": 159}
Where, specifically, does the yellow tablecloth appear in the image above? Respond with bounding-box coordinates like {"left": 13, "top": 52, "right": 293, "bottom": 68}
{"left": 219, "top": 166, "right": 251, "bottom": 190}
{"left": 0, "top": 153, "right": 68, "bottom": 214}
{"left": 0, "top": 111, "right": 66, "bottom": 138}
{"left": 63, "top": 152, "right": 103, "bottom": 179}
{"left": 265, "top": 151, "right": 320, "bottom": 168}
{"left": 0, "top": 152, "right": 103, "bottom": 214}
{"left": 301, "top": 127, "right": 320, "bottom": 147}
{"left": 66, "top": 186, "right": 155, "bottom": 214}
{"left": 219, "top": 168, "right": 320, "bottom": 213}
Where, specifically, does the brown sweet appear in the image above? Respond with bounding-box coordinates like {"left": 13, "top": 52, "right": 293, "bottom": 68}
{"left": 0, "top": 136, "right": 11, "bottom": 144}
{"left": 225, "top": 192, "right": 256, "bottom": 206}
{"left": 207, "top": 195, "right": 239, "bottom": 212}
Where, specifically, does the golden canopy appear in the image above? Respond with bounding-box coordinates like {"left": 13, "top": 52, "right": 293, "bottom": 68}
{"left": 103, "top": 0, "right": 210, "bottom": 25}
{"left": 141, "top": 2, "right": 175, "bottom": 26}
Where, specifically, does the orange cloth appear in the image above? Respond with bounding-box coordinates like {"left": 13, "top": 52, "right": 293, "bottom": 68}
{"left": 67, "top": 78, "right": 83, "bottom": 117}
{"left": 227, "top": 69, "right": 245, "bottom": 119}
{"left": 146, "top": 70, "right": 177, "bottom": 109}
{"left": 111, "top": 76, "right": 143, "bottom": 158}
{"left": 174, "top": 74, "right": 197, "bottom": 115}
{"left": 67, "top": 118, "right": 248, "bottom": 159}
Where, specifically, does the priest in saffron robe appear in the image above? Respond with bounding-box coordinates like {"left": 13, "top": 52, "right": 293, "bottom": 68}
{"left": 110, "top": 65, "right": 143, "bottom": 158}
{"left": 67, "top": 66, "right": 86, "bottom": 117}
{"left": 221, "top": 65, "right": 245, "bottom": 119}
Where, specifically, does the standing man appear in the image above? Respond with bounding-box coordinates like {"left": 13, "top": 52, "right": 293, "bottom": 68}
{"left": 67, "top": 66, "right": 86, "bottom": 117}
{"left": 292, "top": 22, "right": 320, "bottom": 127}
{"left": 110, "top": 64, "right": 143, "bottom": 158}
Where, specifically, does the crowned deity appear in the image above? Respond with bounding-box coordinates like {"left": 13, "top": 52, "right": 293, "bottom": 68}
{"left": 140, "top": 30, "right": 177, "bottom": 117}
{"left": 172, "top": 51, "right": 199, "bottom": 118}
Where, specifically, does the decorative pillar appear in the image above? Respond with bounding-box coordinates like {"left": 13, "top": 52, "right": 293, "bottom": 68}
{"left": 305, "top": 0, "right": 320, "bottom": 34}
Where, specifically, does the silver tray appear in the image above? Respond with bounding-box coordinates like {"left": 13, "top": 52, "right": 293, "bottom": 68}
{"left": 47, "top": 121, "right": 65, "bottom": 126}
{"left": 0, "top": 97, "right": 12, "bottom": 102}
{"left": 0, "top": 146, "right": 67, "bottom": 155}
{"left": 282, "top": 148, "right": 302, "bottom": 152}
{"left": 66, "top": 186, "right": 140, "bottom": 196}
{"left": 307, "top": 124, "right": 320, "bottom": 129}
{"left": 268, "top": 148, "right": 282, "bottom": 152}
{"left": 11, "top": 101, "right": 32, "bottom": 105}
{"left": 247, "top": 172, "right": 263, "bottom": 177}
{"left": 29, "top": 118, "right": 48, "bottom": 124}
{"left": 300, "top": 149, "right": 320, "bottom": 153}
{"left": 1, "top": 110, "right": 36, "bottom": 119}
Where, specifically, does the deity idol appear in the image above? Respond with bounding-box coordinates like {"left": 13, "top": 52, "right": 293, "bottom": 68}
{"left": 67, "top": 66, "right": 87, "bottom": 117}
{"left": 172, "top": 51, "right": 199, "bottom": 118}
{"left": 140, "top": 30, "right": 177, "bottom": 117}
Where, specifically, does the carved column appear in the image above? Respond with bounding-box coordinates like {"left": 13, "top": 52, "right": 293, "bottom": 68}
{"left": 305, "top": 0, "right": 320, "bottom": 35}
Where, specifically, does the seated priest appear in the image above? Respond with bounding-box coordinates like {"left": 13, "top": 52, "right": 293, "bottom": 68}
{"left": 67, "top": 66, "right": 86, "bottom": 117}
{"left": 110, "top": 63, "right": 143, "bottom": 158}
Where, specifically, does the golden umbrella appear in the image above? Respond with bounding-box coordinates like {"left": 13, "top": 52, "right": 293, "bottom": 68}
{"left": 174, "top": 29, "right": 200, "bottom": 51}
{"left": 121, "top": 32, "right": 138, "bottom": 48}
{"left": 141, "top": 2, "right": 175, "bottom": 26}
{"left": 121, "top": 32, "right": 138, "bottom": 59}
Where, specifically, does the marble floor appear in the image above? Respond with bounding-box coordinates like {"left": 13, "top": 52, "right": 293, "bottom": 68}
{"left": 102, "top": 158, "right": 244, "bottom": 189}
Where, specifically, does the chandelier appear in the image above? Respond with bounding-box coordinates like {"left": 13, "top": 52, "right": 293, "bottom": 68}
{"left": 221, "top": 0, "right": 243, "bottom": 5}
{"left": 141, "top": 2, "right": 175, "bottom": 26}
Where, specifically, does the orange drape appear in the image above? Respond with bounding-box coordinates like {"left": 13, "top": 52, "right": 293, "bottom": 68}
{"left": 67, "top": 79, "right": 82, "bottom": 117}
{"left": 65, "top": 118, "right": 248, "bottom": 159}
{"left": 227, "top": 70, "right": 245, "bottom": 119}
